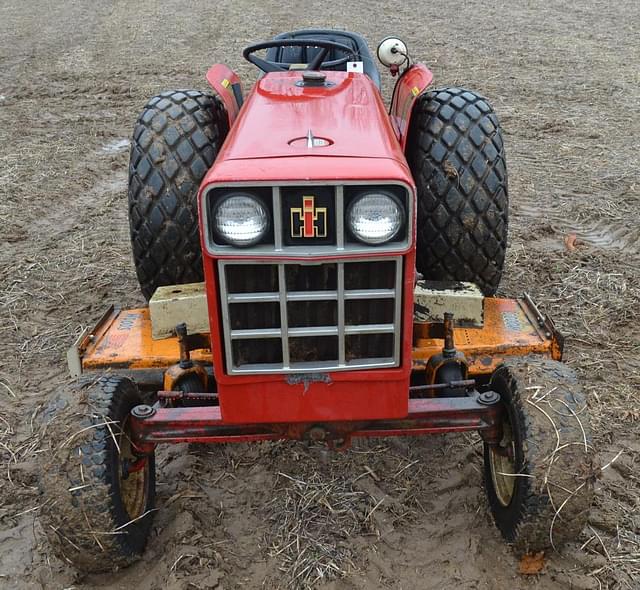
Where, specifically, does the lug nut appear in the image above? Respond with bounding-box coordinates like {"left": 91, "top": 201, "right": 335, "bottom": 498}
{"left": 131, "top": 404, "right": 156, "bottom": 419}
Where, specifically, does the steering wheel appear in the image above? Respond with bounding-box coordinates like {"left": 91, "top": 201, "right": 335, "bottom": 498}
{"left": 242, "top": 39, "right": 357, "bottom": 74}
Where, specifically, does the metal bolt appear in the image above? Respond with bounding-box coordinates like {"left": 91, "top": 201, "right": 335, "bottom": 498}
{"left": 131, "top": 404, "right": 155, "bottom": 419}
{"left": 478, "top": 391, "right": 500, "bottom": 406}
{"left": 307, "top": 426, "right": 327, "bottom": 442}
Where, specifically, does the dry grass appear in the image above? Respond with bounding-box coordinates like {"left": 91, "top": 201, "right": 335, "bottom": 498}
{"left": 265, "top": 471, "right": 366, "bottom": 587}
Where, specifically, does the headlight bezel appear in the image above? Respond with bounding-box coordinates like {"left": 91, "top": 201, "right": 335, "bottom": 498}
{"left": 345, "top": 189, "right": 406, "bottom": 246}
{"left": 210, "top": 191, "right": 271, "bottom": 248}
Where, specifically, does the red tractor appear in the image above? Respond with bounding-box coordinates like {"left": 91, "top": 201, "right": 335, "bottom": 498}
{"left": 41, "top": 30, "right": 595, "bottom": 572}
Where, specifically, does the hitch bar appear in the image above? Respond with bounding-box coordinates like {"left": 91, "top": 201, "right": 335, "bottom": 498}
{"left": 130, "top": 392, "right": 502, "bottom": 452}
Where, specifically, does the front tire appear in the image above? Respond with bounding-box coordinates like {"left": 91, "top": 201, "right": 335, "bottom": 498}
{"left": 128, "top": 90, "right": 228, "bottom": 300}
{"left": 483, "top": 357, "right": 595, "bottom": 555}
{"left": 406, "top": 87, "right": 508, "bottom": 295}
{"left": 40, "top": 376, "right": 156, "bottom": 572}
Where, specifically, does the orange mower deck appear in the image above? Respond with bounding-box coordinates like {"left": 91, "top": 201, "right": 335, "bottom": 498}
{"left": 73, "top": 295, "right": 562, "bottom": 379}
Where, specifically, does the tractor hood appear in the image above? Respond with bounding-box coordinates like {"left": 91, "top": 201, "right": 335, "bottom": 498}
{"left": 216, "top": 71, "right": 406, "bottom": 164}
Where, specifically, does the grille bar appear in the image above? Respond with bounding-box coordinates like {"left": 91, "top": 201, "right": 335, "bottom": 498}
{"left": 229, "top": 357, "right": 398, "bottom": 375}
{"left": 337, "top": 261, "right": 346, "bottom": 364}
{"left": 336, "top": 186, "right": 345, "bottom": 251}
{"left": 230, "top": 328, "right": 281, "bottom": 339}
{"left": 227, "top": 288, "right": 396, "bottom": 303}
{"left": 278, "top": 263, "right": 290, "bottom": 368}
{"left": 272, "top": 187, "right": 284, "bottom": 251}
{"left": 220, "top": 257, "right": 403, "bottom": 374}
{"left": 229, "top": 323, "right": 396, "bottom": 340}
{"left": 344, "top": 289, "right": 395, "bottom": 300}
{"left": 227, "top": 292, "right": 280, "bottom": 303}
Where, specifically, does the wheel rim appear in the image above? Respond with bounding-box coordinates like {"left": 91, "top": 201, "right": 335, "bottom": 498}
{"left": 489, "top": 420, "right": 517, "bottom": 507}
{"left": 118, "top": 417, "right": 149, "bottom": 520}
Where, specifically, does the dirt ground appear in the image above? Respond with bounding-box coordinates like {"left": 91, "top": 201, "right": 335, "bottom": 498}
{"left": 1, "top": 0, "right": 639, "bottom": 588}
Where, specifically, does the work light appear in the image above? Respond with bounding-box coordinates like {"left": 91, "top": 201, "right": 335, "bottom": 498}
{"left": 213, "top": 193, "right": 269, "bottom": 247}
{"left": 347, "top": 191, "right": 403, "bottom": 245}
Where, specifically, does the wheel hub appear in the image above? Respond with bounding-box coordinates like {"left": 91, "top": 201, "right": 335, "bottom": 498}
{"left": 489, "top": 420, "right": 517, "bottom": 507}
{"left": 118, "top": 418, "right": 149, "bottom": 519}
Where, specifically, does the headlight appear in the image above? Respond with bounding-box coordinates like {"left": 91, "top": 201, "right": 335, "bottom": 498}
{"left": 213, "top": 193, "right": 269, "bottom": 247}
{"left": 347, "top": 191, "right": 403, "bottom": 245}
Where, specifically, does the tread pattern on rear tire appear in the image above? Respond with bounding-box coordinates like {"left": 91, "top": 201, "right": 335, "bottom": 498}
{"left": 484, "top": 357, "right": 595, "bottom": 555}
{"left": 406, "top": 87, "right": 508, "bottom": 295}
{"left": 40, "top": 376, "right": 156, "bottom": 573}
{"left": 128, "top": 90, "right": 228, "bottom": 300}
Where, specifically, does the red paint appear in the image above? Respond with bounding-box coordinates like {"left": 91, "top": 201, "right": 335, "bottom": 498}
{"left": 206, "top": 64, "right": 243, "bottom": 127}
{"left": 205, "top": 71, "right": 407, "bottom": 166}
{"left": 130, "top": 396, "right": 501, "bottom": 448}
{"left": 389, "top": 64, "right": 434, "bottom": 149}
{"left": 196, "top": 68, "right": 421, "bottom": 425}
{"left": 200, "top": 248, "right": 416, "bottom": 423}
{"left": 303, "top": 197, "right": 314, "bottom": 237}
{"left": 201, "top": 155, "right": 412, "bottom": 189}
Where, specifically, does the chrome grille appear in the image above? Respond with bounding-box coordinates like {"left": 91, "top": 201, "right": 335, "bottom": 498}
{"left": 219, "top": 258, "right": 403, "bottom": 374}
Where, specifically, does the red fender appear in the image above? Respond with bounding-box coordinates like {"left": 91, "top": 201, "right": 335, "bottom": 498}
{"left": 205, "top": 64, "right": 243, "bottom": 128}
{"left": 389, "top": 63, "right": 434, "bottom": 150}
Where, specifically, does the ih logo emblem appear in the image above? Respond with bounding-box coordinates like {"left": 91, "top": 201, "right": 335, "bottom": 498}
{"left": 290, "top": 196, "right": 327, "bottom": 238}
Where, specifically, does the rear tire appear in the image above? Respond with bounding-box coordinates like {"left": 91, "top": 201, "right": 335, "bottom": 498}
{"left": 40, "top": 376, "right": 156, "bottom": 572}
{"left": 483, "top": 357, "right": 595, "bottom": 555}
{"left": 128, "top": 90, "right": 228, "bottom": 300}
{"left": 406, "top": 87, "right": 508, "bottom": 295}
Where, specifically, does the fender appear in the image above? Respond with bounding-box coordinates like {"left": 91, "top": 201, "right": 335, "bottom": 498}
{"left": 389, "top": 63, "right": 434, "bottom": 150}
{"left": 206, "top": 64, "right": 244, "bottom": 128}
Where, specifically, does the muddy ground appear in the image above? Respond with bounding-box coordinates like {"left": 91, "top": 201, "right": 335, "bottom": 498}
{"left": 1, "top": 0, "right": 639, "bottom": 588}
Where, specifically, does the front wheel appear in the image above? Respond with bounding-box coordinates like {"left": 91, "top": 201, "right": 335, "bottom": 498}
{"left": 483, "top": 357, "right": 595, "bottom": 555}
{"left": 40, "top": 376, "right": 156, "bottom": 572}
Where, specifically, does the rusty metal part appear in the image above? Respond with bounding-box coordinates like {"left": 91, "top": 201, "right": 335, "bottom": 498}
{"left": 422, "top": 313, "right": 468, "bottom": 391}
{"left": 158, "top": 391, "right": 219, "bottom": 402}
{"left": 521, "top": 292, "right": 564, "bottom": 359}
{"left": 175, "top": 323, "right": 192, "bottom": 368}
{"left": 163, "top": 362, "right": 209, "bottom": 393}
{"left": 129, "top": 392, "right": 503, "bottom": 452}
{"left": 443, "top": 312, "right": 456, "bottom": 356}
{"left": 66, "top": 305, "right": 118, "bottom": 376}
{"left": 409, "top": 379, "right": 475, "bottom": 395}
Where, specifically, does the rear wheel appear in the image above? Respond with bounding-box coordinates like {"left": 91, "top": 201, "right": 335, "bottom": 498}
{"left": 483, "top": 357, "right": 595, "bottom": 555}
{"left": 40, "top": 376, "right": 156, "bottom": 572}
{"left": 128, "top": 90, "right": 228, "bottom": 300}
{"left": 406, "top": 87, "right": 508, "bottom": 295}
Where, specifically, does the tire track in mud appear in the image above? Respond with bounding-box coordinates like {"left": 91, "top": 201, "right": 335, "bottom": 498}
{"left": 514, "top": 196, "right": 639, "bottom": 254}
